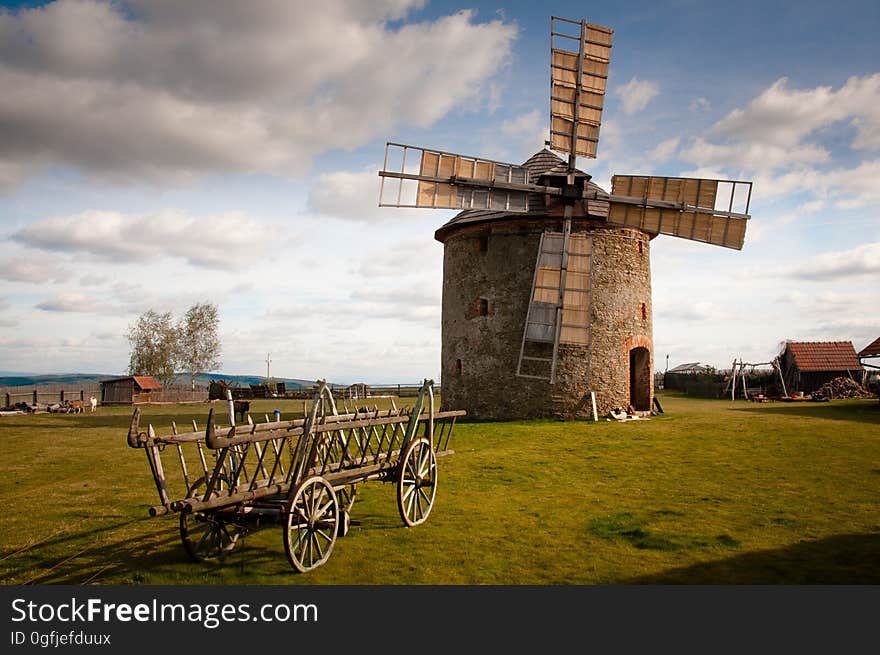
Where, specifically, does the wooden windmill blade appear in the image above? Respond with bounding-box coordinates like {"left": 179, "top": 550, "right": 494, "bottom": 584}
{"left": 517, "top": 16, "right": 612, "bottom": 384}
{"left": 378, "top": 143, "right": 537, "bottom": 213}
{"left": 549, "top": 17, "right": 613, "bottom": 159}
{"left": 607, "top": 175, "right": 753, "bottom": 250}
{"left": 517, "top": 229, "right": 593, "bottom": 381}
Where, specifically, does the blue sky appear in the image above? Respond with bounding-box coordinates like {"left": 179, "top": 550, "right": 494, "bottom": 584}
{"left": 0, "top": 0, "right": 878, "bottom": 382}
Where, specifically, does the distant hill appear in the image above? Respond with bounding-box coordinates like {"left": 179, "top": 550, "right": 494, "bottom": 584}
{"left": 184, "top": 373, "right": 321, "bottom": 389}
{"left": 0, "top": 372, "right": 330, "bottom": 389}
{"left": 0, "top": 373, "right": 109, "bottom": 387}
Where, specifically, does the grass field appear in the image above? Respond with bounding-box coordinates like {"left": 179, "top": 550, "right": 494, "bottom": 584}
{"left": 1, "top": 392, "right": 878, "bottom": 585}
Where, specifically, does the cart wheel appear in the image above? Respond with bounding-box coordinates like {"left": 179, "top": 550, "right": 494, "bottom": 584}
{"left": 335, "top": 485, "right": 357, "bottom": 537}
{"left": 397, "top": 437, "right": 437, "bottom": 527}
{"left": 284, "top": 476, "right": 339, "bottom": 573}
{"left": 179, "top": 477, "right": 243, "bottom": 562}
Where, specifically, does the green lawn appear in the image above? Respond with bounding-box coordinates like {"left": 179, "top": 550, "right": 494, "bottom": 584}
{"left": 1, "top": 392, "right": 878, "bottom": 584}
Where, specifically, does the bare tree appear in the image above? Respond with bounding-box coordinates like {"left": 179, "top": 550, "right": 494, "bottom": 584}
{"left": 177, "top": 302, "right": 222, "bottom": 391}
{"left": 128, "top": 310, "right": 178, "bottom": 386}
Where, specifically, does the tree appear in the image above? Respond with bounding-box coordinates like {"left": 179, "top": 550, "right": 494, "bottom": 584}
{"left": 128, "top": 309, "right": 178, "bottom": 386}
{"left": 177, "top": 302, "right": 222, "bottom": 391}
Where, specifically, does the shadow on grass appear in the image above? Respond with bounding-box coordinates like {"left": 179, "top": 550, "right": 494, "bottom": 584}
{"left": 0, "top": 517, "right": 188, "bottom": 584}
{"left": 2, "top": 411, "right": 219, "bottom": 431}
{"left": 730, "top": 399, "right": 880, "bottom": 425}
{"left": 5, "top": 507, "right": 411, "bottom": 585}
{"left": 624, "top": 532, "right": 880, "bottom": 584}
{"left": 3, "top": 514, "right": 294, "bottom": 585}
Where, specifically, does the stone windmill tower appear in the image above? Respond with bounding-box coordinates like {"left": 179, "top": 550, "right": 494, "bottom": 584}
{"left": 379, "top": 16, "right": 753, "bottom": 419}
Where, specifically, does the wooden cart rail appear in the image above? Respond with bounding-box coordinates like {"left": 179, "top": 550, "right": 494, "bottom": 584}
{"left": 126, "top": 379, "right": 465, "bottom": 573}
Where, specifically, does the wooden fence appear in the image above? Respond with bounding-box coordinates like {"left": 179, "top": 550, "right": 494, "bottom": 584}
{"left": 1, "top": 383, "right": 207, "bottom": 408}
{"left": 359, "top": 384, "right": 442, "bottom": 398}
{"left": 145, "top": 387, "right": 208, "bottom": 403}
{"left": 2, "top": 382, "right": 434, "bottom": 408}
{"left": 2, "top": 384, "right": 101, "bottom": 409}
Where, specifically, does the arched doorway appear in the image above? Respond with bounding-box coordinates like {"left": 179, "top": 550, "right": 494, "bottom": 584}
{"left": 629, "top": 346, "right": 651, "bottom": 411}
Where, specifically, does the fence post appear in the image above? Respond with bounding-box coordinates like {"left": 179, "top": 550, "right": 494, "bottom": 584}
{"left": 80, "top": 390, "right": 84, "bottom": 402}
{"left": 5, "top": 393, "right": 9, "bottom": 408}
{"left": 33, "top": 389, "right": 38, "bottom": 405}
{"left": 397, "top": 384, "right": 401, "bottom": 396}
{"left": 60, "top": 389, "right": 65, "bottom": 403}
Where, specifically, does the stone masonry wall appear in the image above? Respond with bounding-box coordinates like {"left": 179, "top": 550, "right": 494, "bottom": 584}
{"left": 439, "top": 218, "right": 652, "bottom": 419}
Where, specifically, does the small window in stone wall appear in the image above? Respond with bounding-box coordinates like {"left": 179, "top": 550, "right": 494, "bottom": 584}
{"left": 637, "top": 240, "right": 643, "bottom": 255}
{"left": 478, "top": 298, "right": 489, "bottom": 316}
{"left": 641, "top": 302, "right": 647, "bottom": 320}
{"left": 456, "top": 359, "right": 462, "bottom": 375}
{"left": 476, "top": 235, "right": 489, "bottom": 253}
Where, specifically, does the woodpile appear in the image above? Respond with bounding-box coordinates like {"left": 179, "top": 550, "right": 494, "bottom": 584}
{"left": 818, "top": 377, "right": 874, "bottom": 399}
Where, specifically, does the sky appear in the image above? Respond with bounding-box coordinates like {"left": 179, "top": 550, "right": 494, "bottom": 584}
{"left": 0, "top": 0, "right": 878, "bottom": 383}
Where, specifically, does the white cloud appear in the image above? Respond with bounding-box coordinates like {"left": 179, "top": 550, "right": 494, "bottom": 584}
{"left": 689, "top": 97, "right": 710, "bottom": 112}
{"left": 681, "top": 75, "right": 880, "bottom": 178}
{"left": 0, "top": 160, "right": 25, "bottom": 190}
{"left": 0, "top": 298, "right": 17, "bottom": 327}
{"left": 680, "top": 138, "right": 829, "bottom": 172}
{"left": 822, "top": 159, "right": 880, "bottom": 209}
{"left": 355, "top": 239, "right": 442, "bottom": 278}
{"left": 712, "top": 75, "right": 880, "bottom": 150}
{"left": 0, "top": 257, "right": 69, "bottom": 283}
{"left": 307, "top": 166, "right": 436, "bottom": 222}
{"left": 742, "top": 159, "right": 880, "bottom": 208}
{"left": 499, "top": 109, "right": 547, "bottom": 156}
{"left": 307, "top": 165, "right": 462, "bottom": 224}
{"left": 265, "top": 294, "right": 439, "bottom": 329}
{"left": 614, "top": 77, "right": 659, "bottom": 115}
{"left": 647, "top": 137, "right": 680, "bottom": 163}
{"left": 784, "top": 241, "right": 880, "bottom": 281}
{"left": 12, "top": 209, "right": 276, "bottom": 270}
{"left": 35, "top": 292, "right": 118, "bottom": 314}
{"left": 0, "top": 1, "right": 517, "bottom": 190}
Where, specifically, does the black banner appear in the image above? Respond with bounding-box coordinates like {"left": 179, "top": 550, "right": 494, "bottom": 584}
{"left": 2, "top": 585, "right": 877, "bottom": 650}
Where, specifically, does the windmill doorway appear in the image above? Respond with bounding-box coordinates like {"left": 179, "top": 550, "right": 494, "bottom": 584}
{"left": 629, "top": 346, "right": 651, "bottom": 411}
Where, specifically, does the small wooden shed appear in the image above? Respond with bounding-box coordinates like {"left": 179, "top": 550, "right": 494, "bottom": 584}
{"left": 779, "top": 341, "right": 862, "bottom": 394}
{"left": 101, "top": 376, "right": 163, "bottom": 405}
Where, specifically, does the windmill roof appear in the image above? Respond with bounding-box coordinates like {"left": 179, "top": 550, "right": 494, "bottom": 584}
{"left": 858, "top": 336, "right": 880, "bottom": 358}
{"left": 520, "top": 149, "right": 591, "bottom": 180}
{"left": 434, "top": 149, "right": 609, "bottom": 242}
{"left": 784, "top": 341, "right": 861, "bottom": 372}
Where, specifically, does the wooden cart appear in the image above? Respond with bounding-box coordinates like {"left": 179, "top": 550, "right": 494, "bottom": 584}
{"left": 126, "top": 380, "right": 464, "bottom": 572}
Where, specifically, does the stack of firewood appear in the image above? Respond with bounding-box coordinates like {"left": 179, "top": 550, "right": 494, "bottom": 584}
{"left": 818, "top": 377, "right": 874, "bottom": 399}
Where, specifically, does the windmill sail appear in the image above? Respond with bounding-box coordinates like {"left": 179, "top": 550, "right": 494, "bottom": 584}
{"left": 549, "top": 18, "right": 613, "bottom": 159}
{"left": 379, "top": 143, "right": 531, "bottom": 212}
{"left": 517, "top": 231, "right": 592, "bottom": 382}
{"left": 607, "top": 175, "right": 752, "bottom": 250}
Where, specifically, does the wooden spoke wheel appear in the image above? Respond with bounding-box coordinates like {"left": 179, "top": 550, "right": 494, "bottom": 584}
{"left": 397, "top": 438, "right": 437, "bottom": 527}
{"left": 335, "top": 484, "right": 357, "bottom": 537}
{"left": 284, "top": 476, "right": 339, "bottom": 573}
{"left": 179, "top": 477, "right": 244, "bottom": 562}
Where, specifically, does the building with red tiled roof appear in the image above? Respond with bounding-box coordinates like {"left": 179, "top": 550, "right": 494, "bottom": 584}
{"left": 779, "top": 341, "right": 862, "bottom": 393}
{"left": 858, "top": 337, "right": 880, "bottom": 359}
{"left": 100, "top": 375, "right": 163, "bottom": 405}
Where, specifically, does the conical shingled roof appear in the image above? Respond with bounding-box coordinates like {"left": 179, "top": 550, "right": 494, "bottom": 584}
{"left": 434, "top": 148, "right": 608, "bottom": 242}
{"left": 520, "top": 149, "right": 592, "bottom": 182}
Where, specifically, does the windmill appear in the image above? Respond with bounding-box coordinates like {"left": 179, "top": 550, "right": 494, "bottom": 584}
{"left": 378, "top": 16, "right": 753, "bottom": 419}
